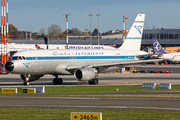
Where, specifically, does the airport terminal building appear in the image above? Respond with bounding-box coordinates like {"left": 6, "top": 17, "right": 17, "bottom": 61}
{"left": 143, "top": 28, "right": 180, "bottom": 40}
{"left": 142, "top": 28, "right": 180, "bottom": 50}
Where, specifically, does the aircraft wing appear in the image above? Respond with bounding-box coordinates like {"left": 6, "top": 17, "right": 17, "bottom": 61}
{"left": 136, "top": 53, "right": 169, "bottom": 59}
{"left": 135, "top": 53, "right": 168, "bottom": 58}
{"left": 136, "top": 53, "right": 155, "bottom": 58}
{"left": 67, "top": 59, "right": 163, "bottom": 70}
{"left": 91, "top": 59, "right": 163, "bottom": 68}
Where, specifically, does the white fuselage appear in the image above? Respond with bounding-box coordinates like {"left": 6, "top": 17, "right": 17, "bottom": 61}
{"left": 5, "top": 43, "right": 116, "bottom": 52}
{"left": 5, "top": 14, "right": 147, "bottom": 85}
{"left": 159, "top": 53, "right": 180, "bottom": 62}
{"left": 9, "top": 49, "right": 147, "bottom": 75}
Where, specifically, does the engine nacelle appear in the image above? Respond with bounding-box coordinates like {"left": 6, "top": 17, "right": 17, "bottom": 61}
{"left": 74, "top": 68, "right": 96, "bottom": 81}
{"left": 20, "top": 74, "right": 44, "bottom": 82}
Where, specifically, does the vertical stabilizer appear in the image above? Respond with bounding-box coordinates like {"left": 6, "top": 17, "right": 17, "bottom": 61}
{"left": 152, "top": 39, "right": 167, "bottom": 53}
{"left": 119, "top": 14, "right": 145, "bottom": 51}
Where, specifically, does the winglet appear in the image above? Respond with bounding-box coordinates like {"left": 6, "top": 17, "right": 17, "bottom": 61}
{"left": 119, "top": 14, "right": 145, "bottom": 51}
{"left": 152, "top": 39, "right": 167, "bottom": 53}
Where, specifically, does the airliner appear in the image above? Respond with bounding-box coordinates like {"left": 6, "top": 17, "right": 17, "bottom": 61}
{"left": 5, "top": 14, "right": 162, "bottom": 85}
{"left": 2, "top": 42, "right": 116, "bottom": 61}
{"left": 5, "top": 43, "right": 116, "bottom": 52}
{"left": 152, "top": 39, "right": 180, "bottom": 62}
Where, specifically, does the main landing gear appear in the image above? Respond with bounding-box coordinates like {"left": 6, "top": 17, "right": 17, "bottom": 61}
{"left": 88, "top": 78, "right": 99, "bottom": 85}
{"left": 23, "top": 81, "right": 29, "bottom": 86}
{"left": 53, "top": 76, "right": 63, "bottom": 85}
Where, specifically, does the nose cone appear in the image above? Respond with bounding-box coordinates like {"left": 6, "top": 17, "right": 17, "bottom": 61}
{"left": 5, "top": 62, "right": 14, "bottom": 72}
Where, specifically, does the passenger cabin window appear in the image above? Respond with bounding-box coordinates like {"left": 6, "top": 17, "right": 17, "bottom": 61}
{"left": 11, "top": 56, "right": 26, "bottom": 60}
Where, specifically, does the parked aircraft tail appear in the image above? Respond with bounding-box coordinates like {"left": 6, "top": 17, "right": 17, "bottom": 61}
{"left": 119, "top": 14, "right": 145, "bottom": 51}
{"left": 152, "top": 39, "right": 167, "bottom": 54}
{"left": 35, "top": 44, "right": 41, "bottom": 49}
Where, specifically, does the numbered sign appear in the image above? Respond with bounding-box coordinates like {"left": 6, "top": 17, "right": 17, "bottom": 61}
{"left": 30, "top": 86, "right": 45, "bottom": 93}
{"left": 2, "top": 88, "right": 17, "bottom": 93}
{"left": 71, "top": 112, "right": 102, "bottom": 120}
{"left": 22, "top": 88, "right": 36, "bottom": 93}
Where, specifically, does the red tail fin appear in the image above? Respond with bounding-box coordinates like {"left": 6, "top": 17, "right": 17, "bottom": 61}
{"left": 35, "top": 44, "right": 41, "bottom": 49}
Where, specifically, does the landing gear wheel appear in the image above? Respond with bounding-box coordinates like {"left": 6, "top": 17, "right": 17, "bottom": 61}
{"left": 23, "top": 81, "right": 29, "bottom": 86}
{"left": 53, "top": 78, "right": 63, "bottom": 85}
{"left": 93, "top": 78, "right": 98, "bottom": 85}
{"left": 57, "top": 78, "right": 63, "bottom": 85}
{"left": 53, "top": 78, "right": 58, "bottom": 85}
{"left": 88, "top": 80, "right": 93, "bottom": 84}
{"left": 88, "top": 78, "right": 98, "bottom": 85}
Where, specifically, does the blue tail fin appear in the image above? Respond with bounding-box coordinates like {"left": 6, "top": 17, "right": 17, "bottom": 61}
{"left": 152, "top": 39, "right": 167, "bottom": 53}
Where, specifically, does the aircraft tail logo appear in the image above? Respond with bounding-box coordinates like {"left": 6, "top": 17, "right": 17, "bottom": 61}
{"left": 134, "top": 26, "right": 143, "bottom": 34}
{"left": 23, "top": 63, "right": 30, "bottom": 68}
{"left": 152, "top": 39, "right": 167, "bottom": 53}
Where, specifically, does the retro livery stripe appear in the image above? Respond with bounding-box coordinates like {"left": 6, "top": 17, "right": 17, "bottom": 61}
{"left": 25, "top": 55, "right": 135, "bottom": 60}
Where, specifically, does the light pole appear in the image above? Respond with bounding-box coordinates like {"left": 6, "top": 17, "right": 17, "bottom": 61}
{"left": 122, "top": 15, "right": 128, "bottom": 40}
{"left": 64, "top": 14, "right": 70, "bottom": 49}
{"left": 96, "top": 9, "right": 101, "bottom": 45}
{"left": 88, "top": 9, "right": 93, "bottom": 45}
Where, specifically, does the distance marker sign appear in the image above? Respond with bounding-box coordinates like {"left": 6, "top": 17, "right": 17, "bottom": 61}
{"left": 71, "top": 112, "right": 102, "bottom": 120}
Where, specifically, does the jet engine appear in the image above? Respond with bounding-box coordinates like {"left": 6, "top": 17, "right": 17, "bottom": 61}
{"left": 74, "top": 68, "right": 96, "bottom": 81}
{"left": 20, "top": 74, "right": 44, "bottom": 82}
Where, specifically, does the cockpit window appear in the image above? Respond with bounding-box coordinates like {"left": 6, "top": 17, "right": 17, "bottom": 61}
{"left": 11, "top": 56, "right": 26, "bottom": 60}
{"left": 12, "top": 56, "right": 18, "bottom": 60}
{"left": 21, "top": 56, "right": 26, "bottom": 60}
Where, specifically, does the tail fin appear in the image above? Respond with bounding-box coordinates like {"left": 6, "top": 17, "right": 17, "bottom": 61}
{"left": 152, "top": 39, "right": 167, "bottom": 53}
{"left": 119, "top": 14, "right": 145, "bottom": 51}
{"left": 35, "top": 44, "right": 42, "bottom": 49}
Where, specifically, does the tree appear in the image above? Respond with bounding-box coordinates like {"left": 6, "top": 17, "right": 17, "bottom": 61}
{"left": 101, "top": 31, "right": 113, "bottom": 36}
{"left": 39, "top": 28, "right": 46, "bottom": 35}
{"left": 82, "top": 32, "right": 90, "bottom": 36}
{"left": 36, "top": 34, "right": 45, "bottom": 39}
{"left": 70, "top": 27, "right": 82, "bottom": 36}
{"left": 63, "top": 28, "right": 82, "bottom": 36}
{"left": 48, "top": 24, "right": 62, "bottom": 37}
{"left": 58, "top": 34, "right": 66, "bottom": 39}
{"left": 31, "top": 32, "right": 38, "bottom": 39}
{"left": 9, "top": 24, "right": 18, "bottom": 38}
{"left": 11, "top": 31, "right": 19, "bottom": 38}
{"left": 92, "top": 28, "right": 99, "bottom": 36}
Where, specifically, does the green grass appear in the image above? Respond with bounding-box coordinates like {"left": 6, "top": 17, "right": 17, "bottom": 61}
{"left": 45, "top": 85, "right": 179, "bottom": 93}
{"left": 0, "top": 85, "right": 180, "bottom": 94}
{"left": 1, "top": 86, "right": 180, "bottom": 119}
{"left": 0, "top": 108, "right": 180, "bottom": 120}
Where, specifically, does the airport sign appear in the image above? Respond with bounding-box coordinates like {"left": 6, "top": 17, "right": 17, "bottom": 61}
{"left": 2, "top": 88, "right": 17, "bottom": 93}
{"left": 22, "top": 88, "right": 36, "bottom": 93}
{"left": 71, "top": 112, "right": 102, "bottom": 120}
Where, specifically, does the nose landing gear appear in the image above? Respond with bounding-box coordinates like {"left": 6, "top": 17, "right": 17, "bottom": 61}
{"left": 21, "top": 74, "right": 30, "bottom": 86}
